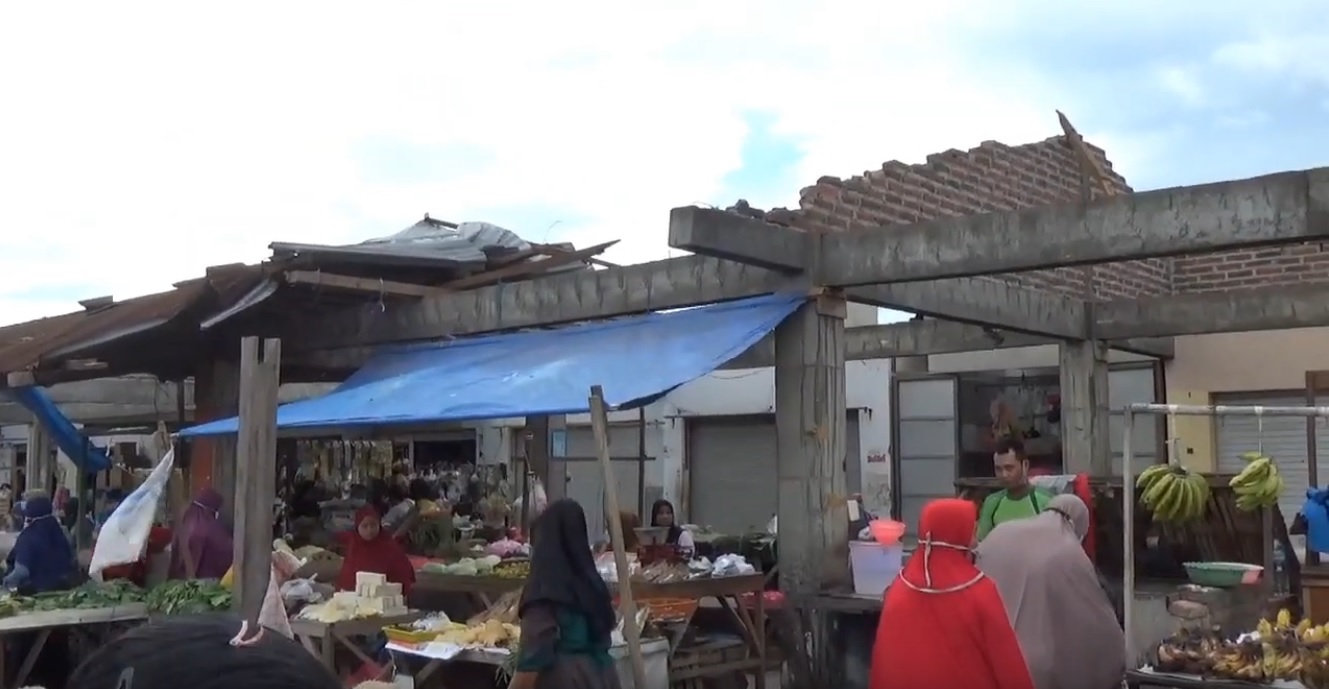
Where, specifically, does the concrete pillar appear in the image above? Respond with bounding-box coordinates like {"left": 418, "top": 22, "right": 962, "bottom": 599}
{"left": 1059, "top": 340, "right": 1111, "bottom": 475}
{"left": 775, "top": 294, "right": 849, "bottom": 688}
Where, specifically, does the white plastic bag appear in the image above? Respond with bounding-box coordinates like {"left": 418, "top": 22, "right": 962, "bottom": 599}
{"left": 512, "top": 479, "right": 549, "bottom": 517}
{"left": 89, "top": 449, "right": 175, "bottom": 580}
{"left": 259, "top": 549, "right": 302, "bottom": 638}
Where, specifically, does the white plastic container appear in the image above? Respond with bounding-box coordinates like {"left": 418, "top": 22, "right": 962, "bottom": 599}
{"left": 849, "top": 540, "right": 903, "bottom": 596}
{"left": 610, "top": 637, "right": 670, "bottom": 689}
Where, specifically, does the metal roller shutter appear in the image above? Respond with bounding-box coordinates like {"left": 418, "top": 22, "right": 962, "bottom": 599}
{"left": 687, "top": 412, "right": 861, "bottom": 535}
{"left": 1214, "top": 393, "right": 1327, "bottom": 534}
{"left": 895, "top": 378, "right": 958, "bottom": 536}
{"left": 555, "top": 423, "right": 654, "bottom": 539}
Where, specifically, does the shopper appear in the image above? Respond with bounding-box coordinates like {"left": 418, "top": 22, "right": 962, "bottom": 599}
{"left": 511, "top": 499, "right": 620, "bottom": 689}
{"left": 170, "top": 488, "right": 234, "bottom": 580}
{"left": 976, "top": 494, "right": 1126, "bottom": 689}
{"left": 869, "top": 498, "right": 1034, "bottom": 689}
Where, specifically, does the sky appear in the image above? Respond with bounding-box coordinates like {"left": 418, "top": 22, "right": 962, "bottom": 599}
{"left": 2, "top": 1, "right": 1328, "bottom": 328}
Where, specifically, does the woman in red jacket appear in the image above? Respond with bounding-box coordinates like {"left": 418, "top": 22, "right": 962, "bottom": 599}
{"left": 869, "top": 498, "right": 1035, "bottom": 689}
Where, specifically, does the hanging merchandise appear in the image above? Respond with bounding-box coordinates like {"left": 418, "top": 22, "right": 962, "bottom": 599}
{"left": 1136, "top": 436, "right": 1210, "bottom": 523}
{"left": 1229, "top": 414, "right": 1284, "bottom": 512}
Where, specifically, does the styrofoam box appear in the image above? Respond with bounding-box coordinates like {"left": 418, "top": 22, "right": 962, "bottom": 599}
{"left": 849, "top": 540, "right": 903, "bottom": 596}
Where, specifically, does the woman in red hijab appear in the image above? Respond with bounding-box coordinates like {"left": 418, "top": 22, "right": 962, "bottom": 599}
{"left": 869, "top": 498, "right": 1035, "bottom": 689}
{"left": 335, "top": 506, "right": 416, "bottom": 595}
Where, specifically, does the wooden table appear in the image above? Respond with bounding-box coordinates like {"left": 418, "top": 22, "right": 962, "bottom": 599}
{"left": 0, "top": 604, "right": 149, "bottom": 687}
{"left": 618, "top": 574, "right": 769, "bottom": 689}
{"left": 290, "top": 612, "right": 426, "bottom": 677}
{"left": 409, "top": 573, "right": 768, "bottom": 687}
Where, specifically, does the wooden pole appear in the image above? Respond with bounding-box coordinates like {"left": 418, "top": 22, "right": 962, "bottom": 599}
{"left": 232, "top": 337, "right": 281, "bottom": 628}
{"left": 589, "top": 385, "right": 647, "bottom": 689}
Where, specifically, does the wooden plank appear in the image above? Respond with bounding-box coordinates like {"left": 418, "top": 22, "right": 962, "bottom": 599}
{"left": 1057, "top": 110, "right": 1117, "bottom": 198}
{"left": 283, "top": 271, "right": 439, "bottom": 298}
{"left": 232, "top": 337, "right": 281, "bottom": 627}
{"left": 413, "top": 573, "right": 526, "bottom": 595}
{"left": 434, "top": 240, "right": 619, "bottom": 293}
{"left": 0, "top": 604, "right": 148, "bottom": 633}
{"left": 589, "top": 385, "right": 647, "bottom": 689}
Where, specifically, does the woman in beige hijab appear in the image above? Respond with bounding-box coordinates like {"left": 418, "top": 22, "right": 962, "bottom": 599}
{"left": 975, "top": 494, "right": 1125, "bottom": 689}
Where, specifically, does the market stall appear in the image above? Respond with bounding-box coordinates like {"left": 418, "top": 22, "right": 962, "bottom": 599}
{"left": 0, "top": 578, "right": 233, "bottom": 687}
{"left": 1129, "top": 608, "right": 1329, "bottom": 688}
{"left": 405, "top": 561, "right": 769, "bottom": 688}
{"left": 0, "top": 604, "right": 148, "bottom": 687}
{"left": 290, "top": 571, "right": 427, "bottom": 676}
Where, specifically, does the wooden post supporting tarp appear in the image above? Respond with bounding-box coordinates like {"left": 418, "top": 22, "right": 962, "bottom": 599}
{"left": 232, "top": 337, "right": 281, "bottom": 627}
{"left": 589, "top": 385, "right": 647, "bottom": 689}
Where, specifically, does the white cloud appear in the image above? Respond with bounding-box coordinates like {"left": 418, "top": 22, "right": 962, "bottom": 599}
{"left": 0, "top": 1, "right": 1176, "bottom": 327}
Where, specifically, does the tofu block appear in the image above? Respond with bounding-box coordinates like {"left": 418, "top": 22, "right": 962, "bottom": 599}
{"left": 356, "top": 572, "right": 386, "bottom": 588}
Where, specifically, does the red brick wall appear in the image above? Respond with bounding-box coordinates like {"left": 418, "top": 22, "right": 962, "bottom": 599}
{"left": 760, "top": 136, "right": 1172, "bottom": 301}
{"left": 1173, "top": 244, "right": 1329, "bottom": 293}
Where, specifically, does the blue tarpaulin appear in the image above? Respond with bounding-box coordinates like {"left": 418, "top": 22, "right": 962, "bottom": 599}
{"left": 179, "top": 293, "right": 805, "bottom": 437}
{"left": 3, "top": 386, "right": 111, "bottom": 472}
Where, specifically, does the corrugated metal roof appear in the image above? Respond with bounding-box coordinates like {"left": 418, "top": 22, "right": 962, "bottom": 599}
{"left": 0, "top": 264, "right": 264, "bottom": 375}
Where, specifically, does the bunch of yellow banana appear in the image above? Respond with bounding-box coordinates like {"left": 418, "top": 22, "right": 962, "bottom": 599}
{"left": 1230, "top": 451, "right": 1284, "bottom": 512}
{"left": 1137, "top": 463, "right": 1211, "bottom": 522}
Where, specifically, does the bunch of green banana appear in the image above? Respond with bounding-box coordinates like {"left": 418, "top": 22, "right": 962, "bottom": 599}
{"left": 1137, "top": 463, "right": 1211, "bottom": 522}
{"left": 1230, "top": 451, "right": 1284, "bottom": 512}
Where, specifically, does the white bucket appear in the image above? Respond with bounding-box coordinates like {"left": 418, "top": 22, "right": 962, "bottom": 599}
{"left": 849, "top": 540, "right": 903, "bottom": 596}
{"left": 610, "top": 637, "right": 670, "bottom": 689}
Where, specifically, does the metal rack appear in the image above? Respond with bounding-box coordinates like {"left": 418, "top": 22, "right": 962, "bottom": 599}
{"left": 1122, "top": 402, "right": 1329, "bottom": 660}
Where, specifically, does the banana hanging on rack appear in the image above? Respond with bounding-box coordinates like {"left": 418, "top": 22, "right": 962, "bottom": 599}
{"left": 1230, "top": 452, "right": 1283, "bottom": 512}
{"left": 1137, "top": 463, "right": 1209, "bottom": 523}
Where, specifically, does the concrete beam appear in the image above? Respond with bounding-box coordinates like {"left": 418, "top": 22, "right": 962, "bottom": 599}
{"left": 1095, "top": 284, "right": 1329, "bottom": 339}
{"left": 0, "top": 403, "right": 191, "bottom": 426}
{"left": 292, "top": 254, "right": 793, "bottom": 351}
{"left": 291, "top": 319, "right": 1170, "bottom": 375}
{"left": 670, "top": 168, "right": 1329, "bottom": 286}
{"left": 668, "top": 206, "right": 806, "bottom": 272}
{"left": 719, "top": 320, "right": 1171, "bottom": 369}
{"left": 849, "top": 278, "right": 1086, "bottom": 340}
{"left": 668, "top": 208, "right": 1092, "bottom": 340}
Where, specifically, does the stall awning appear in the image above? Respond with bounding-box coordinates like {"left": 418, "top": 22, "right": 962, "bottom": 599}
{"left": 179, "top": 293, "right": 805, "bottom": 437}
{"left": 3, "top": 386, "right": 111, "bottom": 472}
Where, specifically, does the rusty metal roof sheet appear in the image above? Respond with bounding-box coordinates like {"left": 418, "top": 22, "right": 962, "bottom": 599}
{"left": 0, "top": 264, "right": 264, "bottom": 375}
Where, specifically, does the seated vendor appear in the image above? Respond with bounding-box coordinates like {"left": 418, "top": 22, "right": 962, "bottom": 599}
{"left": 4, "top": 496, "right": 75, "bottom": 593}
{"left": 335, "top": 507, "right": 415, "bottom": 595}
{"left": 977, "top": 437, "right": 1054, "bottom": 542}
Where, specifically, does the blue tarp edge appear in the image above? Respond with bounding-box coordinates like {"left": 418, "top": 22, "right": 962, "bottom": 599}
{"left": 2, "top": 386, "right": 111, "bottom": 472}
{"left": 179, "top": 293, "right": 804, "bottom": 438}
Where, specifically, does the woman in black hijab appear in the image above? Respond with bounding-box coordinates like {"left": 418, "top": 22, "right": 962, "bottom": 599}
{"left": 650, "top": 498, "right": 695, "bottom": 553}
{"left": 511, "top": 499, "right": 621, "bottom": 689}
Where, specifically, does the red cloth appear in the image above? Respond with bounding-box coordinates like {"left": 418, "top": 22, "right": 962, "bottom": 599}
{"left": 869, "top": 499, "right": 1035, "bottom": 689}
{"left": 1073, "top": 473, "right": 1097, "bottom": 563}
{"left": 335, "top": 507, "right": 416, "bottom": 595}
{"left": 101, "top": 527, "right": 174, "bottom": 587}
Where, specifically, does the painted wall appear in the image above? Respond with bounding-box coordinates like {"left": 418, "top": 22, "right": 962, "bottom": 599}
{"left": 1165, "top": 328, "right": 1329, "bottom": 471}
{"left": 559, "top": 359, "right": 894, "bottom": 519}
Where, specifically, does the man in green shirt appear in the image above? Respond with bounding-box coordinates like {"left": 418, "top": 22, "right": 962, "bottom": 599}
{"left": 976, "top": 436, "right": 1054, "bottom": 541}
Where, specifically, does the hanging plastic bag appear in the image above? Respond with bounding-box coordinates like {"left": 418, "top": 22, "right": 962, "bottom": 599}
{"left": 1304, "top": 488, "right": 1329, "bottom": 555}
{"left": 89, "top": 449, "right": 175, "bottom": 580}
{"left": 257, "top": 548, "right": 303, "bottom": 638}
